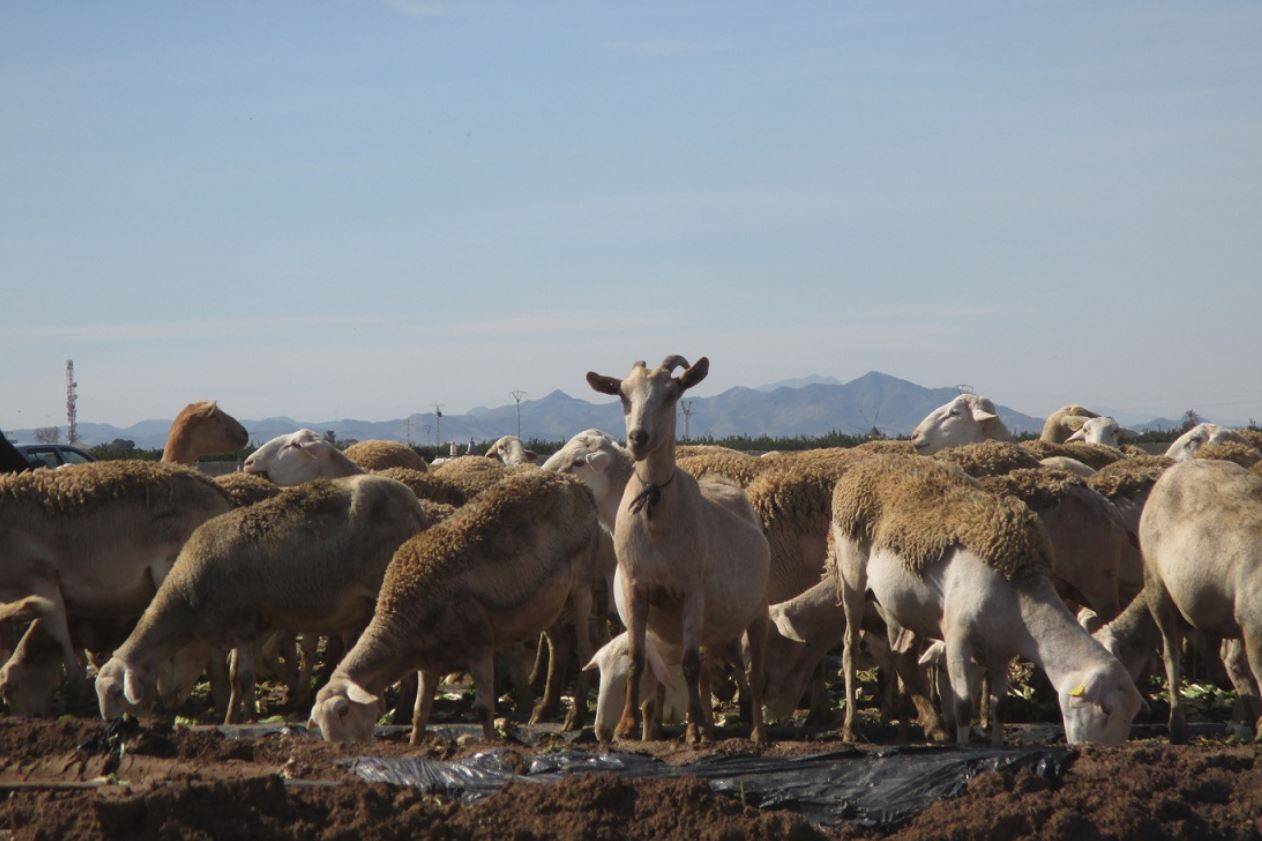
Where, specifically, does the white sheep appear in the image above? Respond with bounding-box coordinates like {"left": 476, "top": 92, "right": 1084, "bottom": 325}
{"left": 583, "top": 631, "right": 688, "bottom": 740}
{"left": 1040, "top": 405, "right": 1099, "bottom": 443}
{"left": 910, "top": 394, "right": 1012, "bottom": 454}
{"left": 1065, "top": 416, "right": 1138, "bottom": 448}
{"left": 484, "top": 435, "right": 540, "bottom": 466}
{"left": 830, "top": 454, "right": 1143, "bottom": 745}
{"left": 1164, "top": 423, "right": 1249, "bottom": 462}
{"left": 243, "top": 429, "right": 364, "bottom": 485}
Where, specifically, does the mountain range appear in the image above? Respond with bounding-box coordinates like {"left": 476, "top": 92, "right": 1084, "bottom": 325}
{"left": 3, "top": 371, "right": 1211, "bottom": 448}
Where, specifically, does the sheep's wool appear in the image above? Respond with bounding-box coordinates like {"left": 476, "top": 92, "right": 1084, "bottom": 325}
{"left": 1085, "top": 456, "right": 1173, "bottom": 502}
{"left": 1020, "top": 440, "right": 1125, "bottom": 470}
{"left": 372, "top": 467, "right": 468, "bottom": 507}
{"left": 0, "top": 460, "right": 222, "bottom": 514}
{"left": 832, "top": 455, "right": 1053, "bottom": 582}
{"left": 344, "top": 440, "right": 428, "bottom": 472}
{"left": 933, "top": 441, "right": 1042, "bottom": 478}
{"left": 431, "top": 456, "right": 512, "bottom": 499}
{"left": 978, "top": 468, "right": 1084, "bottom": 513}
{"left": 677, "top": 451, "right": 768, "bottom": 487}
{"left": 1194, "top": 441, "right": 1262, "bottom": 469}
{"left": 214, "top": 472, "right": 282, "bottom": 508}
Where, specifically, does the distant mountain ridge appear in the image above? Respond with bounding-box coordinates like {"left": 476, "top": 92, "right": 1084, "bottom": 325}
{"left": 3, "top": 371, "right": 1089, "bottom": 448}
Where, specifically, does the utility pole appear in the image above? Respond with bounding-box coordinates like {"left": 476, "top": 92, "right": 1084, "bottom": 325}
{"left": 681, "top": 399, "right": 694, "bottom": 440}
{"left": 433, "top": 404, "right": 444, "bottom": 446}
{"left": 404, "top": 416, "right": 414, "bottom": 445}
{"left": 65, "top": 360, "right": 78, "bottom": 444}
{"left": 510, "top": 390, "right": 527, "bottom": 439}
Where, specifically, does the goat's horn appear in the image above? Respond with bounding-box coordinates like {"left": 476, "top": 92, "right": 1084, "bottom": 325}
{"left": 659, "top": 355, "right": 691, "bottom": 374}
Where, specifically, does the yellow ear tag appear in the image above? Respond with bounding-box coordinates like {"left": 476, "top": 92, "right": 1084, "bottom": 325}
{"left": 1069, "top": 683, "right": 1086, "bottom": 697}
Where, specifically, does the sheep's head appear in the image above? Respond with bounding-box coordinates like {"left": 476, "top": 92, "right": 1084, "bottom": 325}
{"left": 308, "top": 677, "right": 381, "bottom": 742}
{"left": 0, "top": 650, "right": 62, "bottom": 717}
{"left": 244, "top": 429, "right": 358, "bottom": 485}
{"left": 95, "top": 656, "right": 153, "bottom": 720}
{"left": 1165, "top": 423, "right": 1248, "bottom": 462}
{"left": 485, "top": 435, "right": 538, "bottom": 466}
{"left": 586, "top": 356, "right": 709, "bottom": 461}
{"left": 542, "top": 430, "right": 629, "bottom": 513}
{"left": 1058, "top": 664, "right": 1143, "bottom": 745}
{"left": 582, "top": 632, "right": 681, "bottom": 743}
{"left": 911, "top": 394, "right": 1009, "bottom": 454}
{"left": 1065, "top": 416, "right": 1135, "bottom": 447}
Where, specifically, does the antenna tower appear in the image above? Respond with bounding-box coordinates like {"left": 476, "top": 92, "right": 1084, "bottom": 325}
{"left": 65, "top": 360, "right": 78, "bottom": 444}
{"left": 681, "top": 400, "right": 694, "bottom": 439}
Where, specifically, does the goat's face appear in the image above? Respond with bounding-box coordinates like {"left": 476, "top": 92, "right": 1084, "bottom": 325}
{"left": 1165, "top": 423, "right": 1246, "bottom": 462}
{"left": 243, "top": 429, "right": 334, "bottom": 485}
{"left": 308, "top": 678, "right": 381, "bottom": 742}
{"left": 911, "top": 394, "right": 1001, "bottom": 454}
{"left": 587, "top": 356, "right": 709, "bottom": 461}
{"left": 1058, "top": 665, "right": 1143, "bottom": 745}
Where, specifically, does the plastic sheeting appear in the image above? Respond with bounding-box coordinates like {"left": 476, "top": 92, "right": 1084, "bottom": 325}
{"left": 346, "top": 745, "right": 1071, "bottom": 827}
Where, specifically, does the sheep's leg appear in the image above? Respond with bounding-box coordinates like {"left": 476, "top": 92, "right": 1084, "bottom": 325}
{"left": 18, "top": 584, "right": 84, "bottom": 701}
{"left": 528, "top": 632, "right": 549, "bottom": 692}
{"left": 1239, "top": 631, "right": 1262, "bottom": 742}
{"left": 642, "top": 683, "right": 665, "bottom": 741}
{"left": 292, "top": 634, "right": 320, "bottom": 709}
{"left": 977, "top": 672, "right": 992, "bottom": 730}
{"left": 1146, "top": 577, "right": 1187, "bottom": 743}
{"left": 805, "top": 660, "right": 833, "bottom": 726}
{"left": 681, "top": 590, "right": 711, "bottom": 745}
{"left": 468, "top": 650, "right": 497, "bottom": 740}
{"left": 394, "top": 671, "right": 418, "bottom": 725}
{"left": 745, "top": 611, "right": 769, "bottom": 744}
{"left": 315, "top": 635, "right": 343, "bottom": 690}
{"left": 698, "top": 663, "right": 715, "bottom": 731}
{"left": 944, "top": 637, "right": 978, "bottom": 746}
{"left": 986, "top": 659, "right": 1009, "bottom": 746}
{"left": 208, "top": 648, "right": 230, "bottom": 717}
{"left": 1221, "top": 639, "right": 1262, "bottom": 726}
{"left": 614, "top": 588, "right": 648, "bottom": 741}
{"left": 226, "top": 646, "right": 258, "bottom": 724}
{"left": 563, "top": 587, "right": 595, "bottom": 732}
{"left": 409, "top": 670, "right": 438, "bottom": 745}
{"left": 530, "top": 627, "right": 566, "bottom": 724}
{"left": 839, "top": 582, "right": 865, "bottom": 743}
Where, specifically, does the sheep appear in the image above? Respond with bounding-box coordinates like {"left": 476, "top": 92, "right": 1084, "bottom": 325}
{"left": 931, "top": 440, "right": 1041, "bottom": 478}
{"left": 676, "top": 450, "right": 768, "bottom": 487}
{"left": 244, "top": 429, "right": 364, "bottom": 485}
{"left": 910, "top": 394, "right": 1012, "bottom": 454}
{"left": 484, "top": 435, "right": 540, "bottom": 466}
{"left": 214, "top": 471, "right": 282, "bottom": 508}
{"left": 1020, "top": 440, "right": 1125, "bottom": 470}
{"left": 430, "top": 455, "right": 511, "bottom": 499}
{"left": 1164, "top": 422, "right": 1250, "bottom": 462}
{"left": 161, "top": 401, "right": 250, "bottom": 464}
{"left": 977, "top": 468, "right": 1133, "bottom": 615}
{"left": 829, "top": 454, "right": 1142, "bottom": 745}
{"left": 1085, "top": 455, "right": 1174, "bottom": 537}
{"left": 1040, "top": 405, "right": 1100, "bottom": 443}
{"left": 542, "top": 429, "right": 634, "bottom": 532}
{"left": 852, "top": 440, "right": 919, "bottom": 455}
{"left": 1237, "top": 428, "right": 1262, "bottom": 451}
{"left": 587, "top": 355, "right": 771, "bottom": 744}
{"left": 0, "top": 461, "right": 232, "bottom": 700}
{"left": 369, "top": 467, "right": 468, "bottom": 507}
{"left": 675, "top": 444, "right": 746, "bottom": 459}
{"left": 308, "top": 470, "right": 601, "bottom": 743}
{"left": 1139, "top": 459, "right": 1262, "bottom": 741}
{"left": 1036, "top": 456, "right": 1094, "bottom": 478}
{"left": 583, "top": 631, "right": 688, "bottom": 740}
{"left": 1194, "top": 441, "right": 1262, "bottom": 468}
{"left": 95, "top": 474, "right": 437, "bottom": 723}
{"left": 1065, "top": 416, "right": 1138, "bottom": 447}
{"left": 343, "top": 440, "right": 428, "bottom": 472}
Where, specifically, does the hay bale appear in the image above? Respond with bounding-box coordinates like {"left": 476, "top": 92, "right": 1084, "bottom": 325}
{"left": 1194, "top": 441, "right": 1262, "bottom": 469}
{"left": 214, "top": 472, "right": 282, "bottom": 507}
{"left": 372, "top": 467, "right": 469, "bottom": 507}
{"left": 1020, "top": 440, "right": 1124, "bottom": 470}
{"left": 343, "top": 440, "right": 428, "bottom": 472}
{"left": 831, "top": 455, "right": 1053, "bottom": 581}
{"left": 933, "top": 441, "right": 1042, "bottom": 478}
{"left": 1084, "top": 456, "right": 1173, "bottom": 502}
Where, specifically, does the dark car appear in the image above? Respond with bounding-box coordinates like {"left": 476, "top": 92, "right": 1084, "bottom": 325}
{"left": 13, "top": 443, "right": 97, "bottom": 469}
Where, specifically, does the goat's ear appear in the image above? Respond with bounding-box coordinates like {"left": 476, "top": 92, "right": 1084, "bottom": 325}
{"left": 587, "top": 372, "right": 622, "bottom": 396}
{"left": 969, "top": 397, "right": 998, "bottom": 422}
{"left": 676, "top": 357, "right": 709, "bottom": 392}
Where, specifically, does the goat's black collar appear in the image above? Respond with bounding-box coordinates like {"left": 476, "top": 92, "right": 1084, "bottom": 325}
{"left": 628, "top": 470, "right": 676, "bottom": 519}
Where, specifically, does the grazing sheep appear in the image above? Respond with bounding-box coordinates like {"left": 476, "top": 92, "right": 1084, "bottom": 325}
{"left": 1194, "top": 441, "right": 1262, "bottom": 468}
{"left": 587, "top": 355, "right": 771, "bottom": 744}
{"left": 583, "top": 631, "right": 688, "bottom": 740}
{"left": 344, "top": 440, "right": 428, "bottom": 473}
{"left": 932, "top": 440, "right": 1041, "bottom": 478}
{"left": 430, "top": 456, "right": 511, "bottom": 499}
{"left": 676, "top": 450, "right": 768, "bottom": 487}
{"left": 0, "top": 461, "right": 232, "bottom": 697}
{"left": 1038, "top": 456, "right": 1096, "bottom": 478}
{"left": 1164, "top": 423, "right": 1250, "bottom": 462}
{"left": 370, "top": 467, "right": 468, "bottom": 507}
{"left": 1020, "top": 440, "right": 1124, "bottom": 470}
{"left": 830, "top": 454, "right": 1142, "bottom": 745}
{"left": 244, "top": 429, "right": 364, "bottom": 485}
{"left": 214, "top": 472, "right": 282, "bottom": 508}
{"left": 1139, "top": 460, "right": 1262, "bottom": 741}
{"left": 1085, "top": 455, "right": 1174, "bottom": 537}
{"left": 978, "top": 468, "right": 1132, "bottom": 615}
{"left": 95, "top": 475, "right": 436, "bottom": 723}
{"left": 911, "top": 394, "right": 1012, "bottom": 454}
{"left": 308, "top": 470, "right": 601, "bottom": 743}
{"left": 484, "top": 435, "right": 539, "bottom": 466}
{"left": 162, "top": 401, "right": 250, "bottom": 464}
{"left": 1040, "top": 405, "right": 1100, "bottom": 444}
{"left": 1065, "top": 416, "right": 1138, "bottom": 447}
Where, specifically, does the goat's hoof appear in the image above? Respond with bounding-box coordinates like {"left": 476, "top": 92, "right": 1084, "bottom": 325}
{"left": 562, "top": 710, "right": 583, "bottom": 732}
{"left": 613, "top": 716, "right": 640, "bottom": 741}
{"left": 408, "top": 728, "right": 424, "bottom": 746}
{"left": 528, "top": 702, "right": 555, "bottom": 725}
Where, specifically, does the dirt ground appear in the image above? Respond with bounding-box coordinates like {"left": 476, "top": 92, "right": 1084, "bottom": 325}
{"left": 3, "top": 715, "right": 1262, "bottom": 840}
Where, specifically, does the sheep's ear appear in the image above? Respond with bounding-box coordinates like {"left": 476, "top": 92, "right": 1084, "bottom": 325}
{"left": 1063, "top": 416, "right": 1089, "bottom": 432}
{"left": 1118, "top": 428, "right": 1140, "bottom": 441}
{"left": 1066, "top": 427, "right": 1086, "bottom": 442}
{"left": 918, "top": 641, "right": 946, "bottom": 667}
{"left": 770, "top": 607, "right": 807, "bottom": 644}
{"left": 585, "top": 451, "right": 612, "bottom": 474}
{"left": 676, "top": 357, "right": 709, "bottom": 392}
{"left": 123, "top": 667, "right": 145, "bottom": 705}
{"left": 644, "top": 640, "right": 682, "bottom": 692}
{"left": 345, "top": 681, "right": 379, "bottom": 705}
{"left": 587, "top": 372, "right": 622, "bottom": 396}
{"left": 524, "top": 450, "right": 539, "bottom": 463}
{"left": 969, "top": 398, "right": 998, "bottom": 422}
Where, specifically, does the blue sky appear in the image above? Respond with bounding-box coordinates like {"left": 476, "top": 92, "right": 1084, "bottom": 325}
{"left": 3, "top": 1, "right": 1260, "bottom": 429}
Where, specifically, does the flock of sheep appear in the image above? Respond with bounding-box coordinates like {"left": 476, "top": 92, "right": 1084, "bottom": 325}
{"left": 3, "top": 358, "right": 1262, "bottom": 751}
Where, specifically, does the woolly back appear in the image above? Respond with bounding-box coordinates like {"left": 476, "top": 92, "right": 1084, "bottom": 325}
{"left": 977, "top": 468, "right": 1084, "bottom": 512}
{"left": 0, "top": 460, "right": 226, "bottom": 515}
{"left": 933, "top": 440, "right": 1041, "bottom": 478}
{"left": 214, "top": 471, "right": 282, "bottom": 507}
{"left": 677, "top": 451, "right": 768, "bottom": 487}
{"left": 371, "top": 467, "right": 468, "bottom": 507}
{"left": 852, "top": 440, "right": 917, "bottom": 455}
{"left": 431, "top": 456, "right": 510, "bottom": 499}
{"left": 231, "top": 479, "right": 358, "bottom": 544}
{"left": 344, "top": 440, "right": 428, "bottom": 472}
{"left": 379, "top": 470, "right": 593, "bottom": 613}
{"left": 675, "top": 444, "right": 746, "bottom": 459}
{"left": 1085, "top": 456, "right": 1173, "bottom": 502}
{"left": 748, "top": 458, "right": 865, "bottom": 538}
{"left": 1194, "top": 441, "right": 1262, "bottom": 468}
{"left": 1237, "top": 429, "right": 1262, "bottom": 451}
{"left": 1020, "top": 440, "right": 1124, "bottom": 470}
{"left": 832, "top": 454, "right": 1053, "bottom": 581}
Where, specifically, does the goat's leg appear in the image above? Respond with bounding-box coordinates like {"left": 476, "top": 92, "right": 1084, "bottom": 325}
{"left": 1145, "top": 576, "right": 1187, "bottom": 743}
{"left": 681, "top": 590, "right": 710, "bottom": 745}
{"left": 944, "top": 636, "right": 978, "bottom": 746}
{"left": 614, "top": 588, "right": 648, "bottom": 741}
{"left": 409, "top": 670, "right": 438, "bottom": 745}
{"left": 744, "top": 610, "right": 769, "bottom": 744}
{"left": 564, "top": 586, "right": 595, "bottom": 731}
{"left": 468, "top": 650, "right": 497, "bottom": 740}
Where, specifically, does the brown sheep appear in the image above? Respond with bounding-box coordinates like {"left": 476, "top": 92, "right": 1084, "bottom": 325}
{"left": 344, "top": 440, "right": 428, "bottom": 472}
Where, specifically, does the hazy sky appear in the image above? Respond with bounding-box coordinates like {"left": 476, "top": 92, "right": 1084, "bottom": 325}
{"left": 3, "top": 1, "right": 1260, "bottom": 429}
